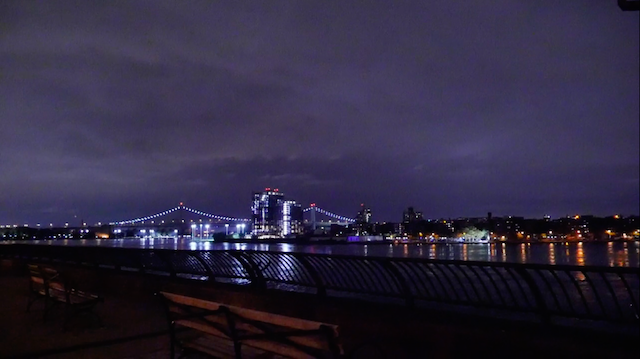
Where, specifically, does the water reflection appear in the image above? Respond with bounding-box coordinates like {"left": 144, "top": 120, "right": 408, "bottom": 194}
{"left": 576, "top": 242, "right": 585, "bottom": 266}
{"left": 608, "top": 242, "right": 614, "bottom": 267}
{"left": 7, "top": 238, "right": 639, "bottom": 267}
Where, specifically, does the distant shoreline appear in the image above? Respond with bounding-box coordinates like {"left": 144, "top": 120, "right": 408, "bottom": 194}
{"left": 213, "top": 237, "right": 638, "bottom": 245}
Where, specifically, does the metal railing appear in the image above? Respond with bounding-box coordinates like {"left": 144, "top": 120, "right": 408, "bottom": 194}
{"left": 2, "top": 243, "right": 638, "bottom": 328}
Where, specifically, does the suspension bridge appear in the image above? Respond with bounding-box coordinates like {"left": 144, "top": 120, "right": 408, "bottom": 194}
{"left": 108, "top": 204, "right": 355, "bottom": 230}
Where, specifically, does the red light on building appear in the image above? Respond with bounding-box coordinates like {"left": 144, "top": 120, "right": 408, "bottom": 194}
{"left": 274, "top": 188, "right": 279, "bottom": 192}
{"left": 310, "top": 203, "right": 316, "bottom": 207}
{"left": 265, "top": 188, "right": 271, "bottom": 191}
{"left": 179, "top": 202, "right": 183, "bottom": 206}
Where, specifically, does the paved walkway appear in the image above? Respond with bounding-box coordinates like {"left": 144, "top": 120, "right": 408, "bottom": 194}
{"left": 1, "top": 261, "right": 637, "bottom": 359}
{"left": 0, "top": 273, "right": 171, "bottom": 359}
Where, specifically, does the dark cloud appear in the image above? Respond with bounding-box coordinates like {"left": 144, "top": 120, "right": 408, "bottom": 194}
{"left": 1, "top": 0, "right": 638, "bottom": 225}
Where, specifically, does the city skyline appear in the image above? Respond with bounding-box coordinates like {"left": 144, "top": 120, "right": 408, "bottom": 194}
{"left": 1, "top": 1, "right": 638, "bottom": 224}
{"left": 1, "top": 194, "right": 637, "bottom": 229}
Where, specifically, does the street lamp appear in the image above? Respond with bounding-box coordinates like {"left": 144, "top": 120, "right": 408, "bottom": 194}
{"left": 191, "top": 224, "right": 196, "bottom": 238}
{"left": 225, "top": 224, "right": 229, "bottom": 236}
{"left": 199, "top": 223, "right": 203, "bottom": 240}
{"left": 240, "top": 223, "right": 246, "bottom": 236}
{"left": 205, "top": 224, "right": 210, "bottom": 239}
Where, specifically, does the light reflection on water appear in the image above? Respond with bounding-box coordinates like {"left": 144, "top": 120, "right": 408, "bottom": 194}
{"left": 6, "top": 238, "right": 640, "bottom": 267}
{"left": 608, "top": 242, "right": 614, "bottom": 267}
{"left": 576, "top": 242, "right": 585, "bottom": 266}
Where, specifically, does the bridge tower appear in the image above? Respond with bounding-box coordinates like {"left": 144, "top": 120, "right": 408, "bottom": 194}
{"left": 178, "top": 202, "right": 186, "bottom": 235}
{"left": 310, "top": 203, "right": 317, "bottom": 231}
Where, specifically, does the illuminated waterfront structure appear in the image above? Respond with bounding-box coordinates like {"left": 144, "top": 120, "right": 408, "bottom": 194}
{"left": 355, "top": 204, "right": 373, "bottom": 235}
{"left": 251, "top": 188, "right": 303, "bottom": 238}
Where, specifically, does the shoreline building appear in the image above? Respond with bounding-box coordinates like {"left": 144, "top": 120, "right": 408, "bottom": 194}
{"left": 355, "top": 204, "right": 373, "bottom": 235}
{"left": 251, "top": 188, "right": 303, "bottom": 238}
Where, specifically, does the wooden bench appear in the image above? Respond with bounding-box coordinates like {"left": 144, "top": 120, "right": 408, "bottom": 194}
{"left": 27, "top": 264, "right": 103, "bottom": 329}
{"left": 158, "top": 291, "right": 343, "bottom": 358}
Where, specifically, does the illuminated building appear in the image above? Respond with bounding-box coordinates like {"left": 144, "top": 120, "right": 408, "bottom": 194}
{"left": 251, "top": 188, "right": 303, "bottom": 238}
{"left": 355, "top": 204, "right": 372, "bottom": 235}
{"left": 356, "top": 204, "right": 372, "bottom": 224}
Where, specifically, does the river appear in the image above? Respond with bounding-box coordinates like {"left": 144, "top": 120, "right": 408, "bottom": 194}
{"left": 7, "top": 238, "right": 639, "bottom": 267}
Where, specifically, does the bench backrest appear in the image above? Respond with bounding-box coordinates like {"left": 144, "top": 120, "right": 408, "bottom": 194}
{"left": 28, "top": 264, "right": 65, "bottom": 293}
{"left": 159, "top": 291, "right": 342, "bottom": 358}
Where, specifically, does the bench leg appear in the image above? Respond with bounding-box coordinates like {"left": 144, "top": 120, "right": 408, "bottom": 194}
{"left": 233, "top": 341, "right": 242, "bottom": 359}
{"left": 169, "top": 323, "right": 176, "bottom": 359}
{"left": 43, "top": 297, "right": 57, "bottom": 322}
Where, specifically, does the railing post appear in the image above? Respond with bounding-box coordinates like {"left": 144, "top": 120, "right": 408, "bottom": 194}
{"left": 381, "top": 261, "right": 414, "bottom": 308}
{"left": 154, "top": 251, "right": 177, "bottom": 278}
{"left": 191, "top": 252, "right": 216, "bottom": 282}
{"left": 230, "top": 252, "right": 266, "bottom": 290}
{"left": 295, "top": 254, "right": 326, "bottom": 297}
{"left": 514, "top": 267, "right": 550, "bottom": 326}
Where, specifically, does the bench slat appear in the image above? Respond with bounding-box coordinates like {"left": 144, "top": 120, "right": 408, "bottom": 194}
{"left": 161, "top": 292, "right": 338, "bottom": 332}
{"left": 160, "top": 292, "right": 342, "bottom": 358}
{"left": 182, "top": 334, "right": 284, "bottom": 359}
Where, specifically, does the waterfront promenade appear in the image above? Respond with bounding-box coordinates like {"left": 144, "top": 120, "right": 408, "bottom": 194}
{"left": 1, "top": 245, "right": 638, "bottom": 358}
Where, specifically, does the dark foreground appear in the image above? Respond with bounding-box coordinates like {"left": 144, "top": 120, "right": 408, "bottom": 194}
{"left": 1, "top": 259, "right": 637, "bottom": 359}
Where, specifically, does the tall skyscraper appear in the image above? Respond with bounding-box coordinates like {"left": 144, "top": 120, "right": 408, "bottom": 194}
{"left": 355, "top": 204, "right": 372, "bottom": 235}
{"left": 251, "top": 188, "right": 303, "bottom": 238}
{"left": 356, "top": 204, "right": 372, "bottom": 224}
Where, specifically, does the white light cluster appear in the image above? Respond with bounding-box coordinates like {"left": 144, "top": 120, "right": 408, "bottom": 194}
{"left": 303, "top": 206, "right": 356, "bottom": 222}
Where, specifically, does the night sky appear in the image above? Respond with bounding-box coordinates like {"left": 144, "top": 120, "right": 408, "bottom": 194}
{"left": 1, "top": 1, "right": 638, "bottom": 225}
